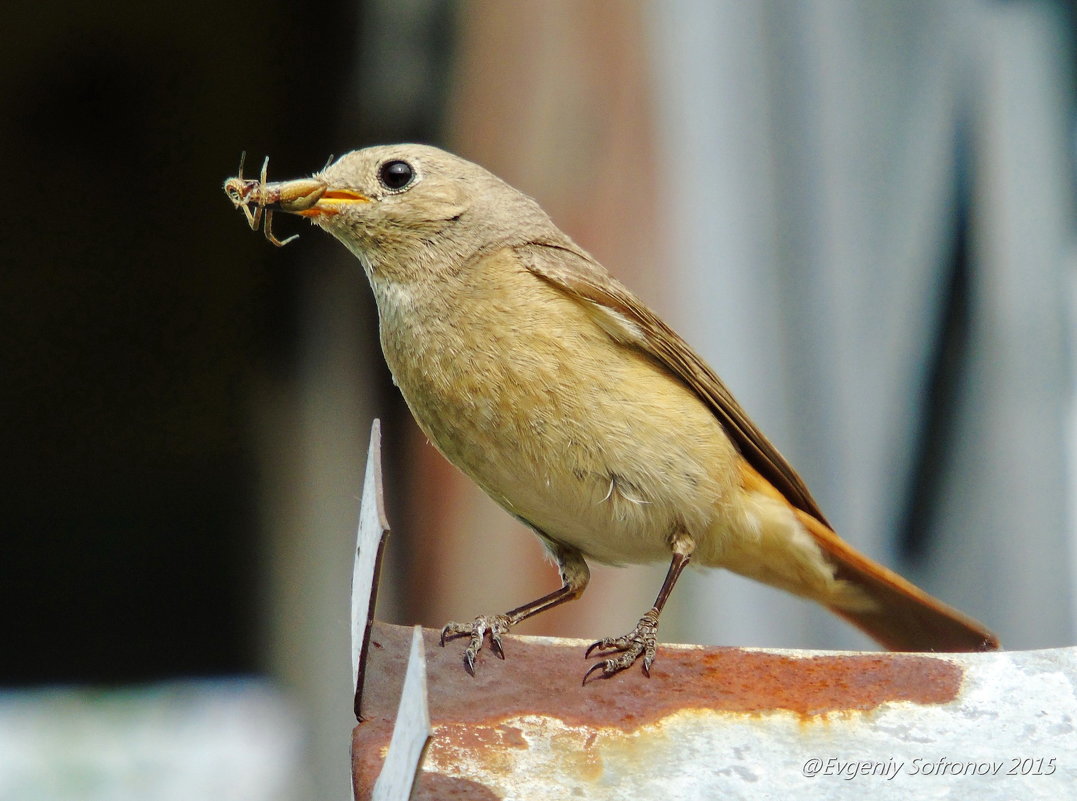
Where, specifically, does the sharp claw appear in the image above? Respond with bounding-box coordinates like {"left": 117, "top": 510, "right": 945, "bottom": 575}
{"left": 582, "top": 660, "right": 610, "bottom": 686}
{"left": 439, "top": 614, "right": 512, "bottom": 674}
{"left": 439, "top": 623, "right": 463, "bottom": 647}
{"left": 586, "top": 637, "right": 628, "bottom": 659}
{"left": 581, "top": 610, "right": 662, "bottom": 682}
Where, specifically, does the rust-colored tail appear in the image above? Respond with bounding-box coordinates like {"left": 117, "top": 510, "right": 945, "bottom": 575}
{"left": 794, "top": 510, "right": 1000, "bottom": 653}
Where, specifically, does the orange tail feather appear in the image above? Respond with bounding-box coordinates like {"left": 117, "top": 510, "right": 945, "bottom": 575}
{"left": 794, "top": 510, "right": 1000, "bottom": 653}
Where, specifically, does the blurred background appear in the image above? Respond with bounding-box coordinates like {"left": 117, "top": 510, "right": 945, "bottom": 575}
{"left": 3, "top": 0, "right": 1075, "bottom": 798}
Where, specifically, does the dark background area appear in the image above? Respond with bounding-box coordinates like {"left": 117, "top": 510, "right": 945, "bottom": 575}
{"left": 2, "top": 2, "right": 448, "bottom": 683}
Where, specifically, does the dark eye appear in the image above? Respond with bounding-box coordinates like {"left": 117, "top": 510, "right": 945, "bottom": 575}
{"left": 378, "top": 160, "right": 414, "bottom": 190}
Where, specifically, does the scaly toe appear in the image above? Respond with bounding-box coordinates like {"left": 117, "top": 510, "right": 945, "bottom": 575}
{"left": 582, "top": 610, "right": 662, "bottom": 681}
{"left": 582, "top": 660, "right": 612, "bottom": 685}
{"left": 439, "top": 620, "right": 474, "bottom": 646}
{"left": 439, "top": 614, "right": 513, "bottom": 674}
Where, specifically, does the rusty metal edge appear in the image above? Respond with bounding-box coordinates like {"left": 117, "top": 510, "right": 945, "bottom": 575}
{"left": 370, "top": 626, "right": 433, "bottom": 801}
{"left": 352, "top": 418, "right": 391, "bottom": 721}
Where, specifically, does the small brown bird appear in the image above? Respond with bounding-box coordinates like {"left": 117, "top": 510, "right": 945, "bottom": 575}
{"left": 224, "top": 144, "right": 999, "bottom": 681}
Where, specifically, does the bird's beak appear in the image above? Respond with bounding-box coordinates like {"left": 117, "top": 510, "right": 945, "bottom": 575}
{"left": 266, "top": 179, "right": 370, "bottom": 218}
{"left": 294, "top": 187, "right": 370, "bottom": 218}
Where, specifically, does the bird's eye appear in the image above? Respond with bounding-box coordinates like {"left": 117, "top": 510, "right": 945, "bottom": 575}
{"left": 378, "top": 160, "right": 415, "bottom": 191}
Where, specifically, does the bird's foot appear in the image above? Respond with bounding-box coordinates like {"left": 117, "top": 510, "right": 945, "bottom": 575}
{"left": 583, "top": 608, "right": 660, "bottom": 683}
{"left": 439, "top": 614, "right": 513, "bottom": 675}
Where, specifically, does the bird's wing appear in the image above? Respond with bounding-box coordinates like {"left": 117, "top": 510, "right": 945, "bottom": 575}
{"left": 515, "top": 241, "right": 830, "bottom": 527}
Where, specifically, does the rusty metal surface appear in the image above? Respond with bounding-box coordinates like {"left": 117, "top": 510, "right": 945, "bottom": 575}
{"left": 352, "top": 622, "right": 1077, "bottom": 799}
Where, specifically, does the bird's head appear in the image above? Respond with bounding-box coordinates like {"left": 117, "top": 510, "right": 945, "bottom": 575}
{"left": 239, "top": 144, "right": 560, "bottom": 284}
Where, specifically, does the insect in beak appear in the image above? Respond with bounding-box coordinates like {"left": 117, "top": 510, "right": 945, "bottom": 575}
{"left": 223, "top": 153, "right": 367, "bottom": 247}
{"left": 223, "top": 152, "right": 327, "bottom": 246}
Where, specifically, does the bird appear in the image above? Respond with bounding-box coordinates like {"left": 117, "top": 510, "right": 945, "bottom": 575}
{"left": 224, "top": 143, "right": 999, "bottom": 681}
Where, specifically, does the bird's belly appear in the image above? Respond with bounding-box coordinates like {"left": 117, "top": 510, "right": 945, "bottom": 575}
{"left": 384, "top": 285, "right": 740, "bottom": 565}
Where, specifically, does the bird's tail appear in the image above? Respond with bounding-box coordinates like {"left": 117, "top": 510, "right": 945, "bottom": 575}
{"left": 793, "top": 509, "right": 1000, "bottom": 653}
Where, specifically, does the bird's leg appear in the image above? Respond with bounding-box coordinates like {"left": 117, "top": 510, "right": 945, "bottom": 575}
{"left": 441, "top": 542, "right": 589, "bottom": 675}
{"left": 584, "top": 530, "right": 695, "bottom": 682}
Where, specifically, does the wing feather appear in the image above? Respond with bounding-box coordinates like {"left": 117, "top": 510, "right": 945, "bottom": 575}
{"left": 516, "top": 242, "right": 830, "bottom": 526}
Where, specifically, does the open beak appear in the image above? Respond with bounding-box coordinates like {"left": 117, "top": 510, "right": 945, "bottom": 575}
{"left": 270, "top": 179, "right": 370, "bottom": 218}
{"left": 294, "top": 187, "right": 369, "bottom": 218}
